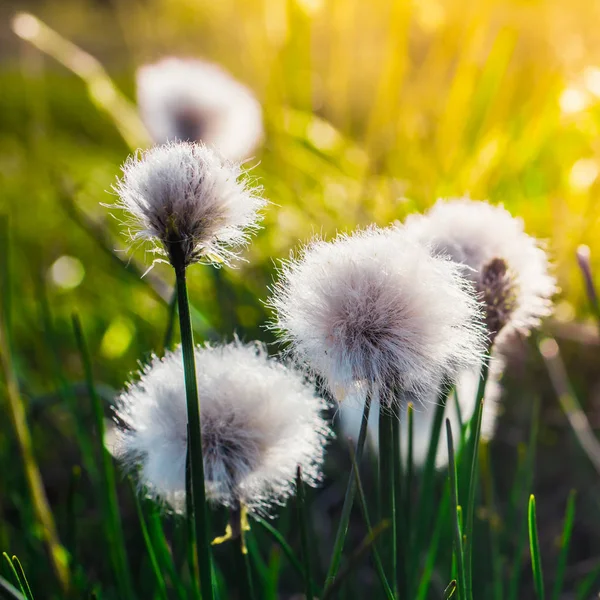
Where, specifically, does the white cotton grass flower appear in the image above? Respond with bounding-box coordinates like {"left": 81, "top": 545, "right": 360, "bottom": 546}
{"left": 337, "top": 356, "right": 504, "bottom": 469}
{"left": 111, "top": 141, "right": 266, "bottom": 269}
{"left": 111, "top": 340, "right": 331, "bottom": 515}
{"left": 402, "top": 198, "right": 557, "bottom": 341}
{"left": 137, "top": 57, "right": 263, "bottom": 162}
{"left": 269, "top": 226, "right": 487, "bottom": 405}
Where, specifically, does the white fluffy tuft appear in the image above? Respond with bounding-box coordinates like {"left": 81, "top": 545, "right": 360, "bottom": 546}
{"left": 112, "top": 341, "right": 331, "bottom": 515}
{"left": 111, "top": 141, "right": 266, "bottom": 268}
{"left": 137, "top": 57, "right": 263, "bottom": 162}
{"left": 269, "top": 226, "right": 487, "bottom": 405}
{"left": 403, "top": 198, "right": 557, "bottom": 338}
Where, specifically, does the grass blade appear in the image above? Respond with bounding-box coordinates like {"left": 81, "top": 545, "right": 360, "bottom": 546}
{"left": 0, "top": 575, "right": 26, "bottom": 600}
{"left": 131, "top": 486, "right": 168, "bottom": 600}
{"left": 71, "top": 314, "right": 134, "bottom": 599}
{"left": 551, "top": 490, "right": 575, "bottom": 600}
{"left": 145, "top": 508, "right": 187, "bottom": 600}
{"left": 65, "top": 466, "right": 81, "bottom": 564}
{"left": 480, "top": 441, "right": 503, "bottom": 600}
{"left": 464, "top": 354, "right": 491, "bottom": 600}
{"left": 264, "top": 546, "right": 281, "bottom": 600}
{"left": 324, "top": 386, "right": 373, "bottom": 591}
{"left": 10, "top": 558, "right": 32, "bottom": 600}
{"left": 415, "top": 484, "right": 450, "bottom": 600}
{"left": 508, "top": 398, "right": 540, "bottom": 600}
{"left": 575, "top": 562, "right": 600, "bottom": 600}
{"left": 539, "top": 337, "right": 600, "bottom": 477}
{"left": 35, "top": 276, "right": 100, "bottom": 485}
{"left": 411, "top": 384, "right": 451, "bottom": 580}
{"left": 296, "top": 467, "right": 315, "bottom": 600}
{"left": 0, "top": 216, "right": 70, "bottom": 593}
{"left": 443, "top": 580, "right": 458, "bottom": 599}
{"left": 446, "top": 419, "right": 467, "bottom": 600}
{"left": 528, "top": 495, "right": 544, "bottom": 599}
{"left": 252, "top": 518, "right": 306, "bottom": 584}
{"left": 322, "top": 521, "right": 390, "bottom": 600}
{"left": 1, "top": 555, "right": 26, "bottom": 599}
{"left": 348, "top": 442, "right": 394, "bottom": 600}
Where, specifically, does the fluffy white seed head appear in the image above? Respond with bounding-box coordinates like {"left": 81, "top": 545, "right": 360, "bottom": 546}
{"left": 403, "top": 198, "right": 557, "bottom": 339}
{"left": 337, "top": 356, "right": 504, "bottom": 469}
{"left": 137, "top": 57, "right": 263, "bottom": 162}
{"left": 112, "top": 341, "right": 331, "bottom": 515}
{"left": 111, "top": 141, "right": 266, "bottom": 268}
{"left": 269, "top": 226, "right": 487, "bottom": 405}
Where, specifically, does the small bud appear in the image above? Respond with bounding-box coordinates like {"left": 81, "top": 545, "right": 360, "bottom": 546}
{"left": 576, "top": 245, "right": 599, "bottom": 314}
{"left": 403, "top": 198, "right": 557, "bottom": 341}
{"left": 478, "top": 257, "right": 518, "bottom": 342}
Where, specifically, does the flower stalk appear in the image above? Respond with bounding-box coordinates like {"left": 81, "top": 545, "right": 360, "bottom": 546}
{"left": 324, "top": 387, "right": 373, "bottom": 591}
{"left": 296, "top": 467, "right": 315, "bottom": 600}
{"left": 378, "top": 404, "right": 397, "bottom": 591}
{"left": 172, "top": 247, "right": 214, "bottom": 600}
{"left": 463, "top": 350, "right": 492, "bottom": 600}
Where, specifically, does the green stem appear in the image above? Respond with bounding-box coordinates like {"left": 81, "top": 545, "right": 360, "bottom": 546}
{"left": 172, "top": 258, "right": 213, "bottom": 600}
{"left": 392, "top": 406, "right": 402, "bottom": 598}
{"left": 296, "top": 467, "right": 315, "bottom": 600}
{"left": 464, "top": 354, "right": 492, "bottom": 600}
{"left": 405, "top": 402, "right": 414, "bottom": 598}
{"left": 446, "top": 419, "right": 467, "bottom": 600}
{"left": 232, "top": 509, "right": 255, "bottom": 600}
{"left": 185, "top": 429, "right": 201, "bottom": 599}
{"left": 411, "top": 386, "right": 449, "bottom": 581}
{"left": 324, "top": 387, "right": 373, "bottom": 591}
{"left": 378, "top": 404, "right": 396, "bottom": 592}
{"left": 348, "top": 443, "right": 395, "bottom": 600}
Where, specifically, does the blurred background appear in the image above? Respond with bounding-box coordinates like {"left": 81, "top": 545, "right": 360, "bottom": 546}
{"left": 1, "top": 0, "right": 600, "bottom": 598}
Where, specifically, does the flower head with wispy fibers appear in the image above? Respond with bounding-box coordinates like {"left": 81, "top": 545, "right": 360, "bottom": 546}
{"left": 111, "top": 141, "right": 265, "bottom": 270}
{"left": 112, "top": 340, "right": 331, "bottom": 515}
{"left": 269, "top": 226, "right": 486, "bottom": 405}
{"left": 403, "top": 198, "right": 557, "bottom": 342}
{"left": 137, "top": 57, "right": 263, "bottom": 162}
